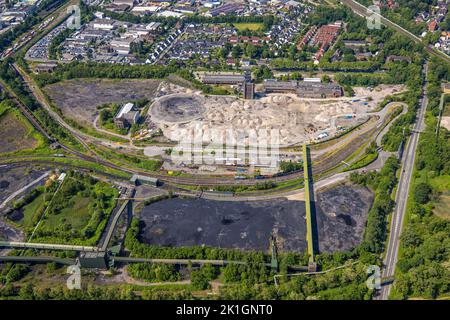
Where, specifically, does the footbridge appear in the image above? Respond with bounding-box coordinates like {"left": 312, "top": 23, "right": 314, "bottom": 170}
{"left": 0, "top": 241, "right": 99, "bottom": 252}
{"left": 303, "top": 144, "right": 318, "bottom": 271}
{"left": 98, "top": 192, "right": 133, "bottom": 252}
{"left": 0, "top": 255, "right": 75, "bottom": 265}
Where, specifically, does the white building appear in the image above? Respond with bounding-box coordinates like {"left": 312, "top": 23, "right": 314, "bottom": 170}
{"left": 113, "top": 0, "right": 135, "bottom": 7}
{"left": 157, "top": 10, "right": 184, "bottom": 18}
{"left": 131, "top": 5, "right": 160, "bottom": 13}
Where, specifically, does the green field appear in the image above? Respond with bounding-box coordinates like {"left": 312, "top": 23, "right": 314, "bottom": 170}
{"left": 12, "top": 171, "right": 119, "bottom": 245}
{"left": 0, "top": 100, "right": 47, "bottom": 155}
{"left": 233, "top": 22, "right": 264, "bottom": 31}
{"left": 19, "top": 192, "right": 46, "bottom": 228}
{"left": 343, "top": 152, "right": 378, "bottom": 172}
{"left": 44, "top": 195, "right": 91, "bottom": 229}
{"left": 430, "top": 174, "right": 450, "bottom": 220}
{"left": 443, "top": 102, "right": 450, "bottom": 116}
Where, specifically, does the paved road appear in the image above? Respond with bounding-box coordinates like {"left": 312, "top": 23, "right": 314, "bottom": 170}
{"left": 377, "top": 62, "right": 428, "bottom": 300}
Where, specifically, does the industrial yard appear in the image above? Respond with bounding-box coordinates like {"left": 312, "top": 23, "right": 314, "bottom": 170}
{"left": 44, "top": 78, "right": 161, "bottom": 127}
{"left": 149, "top": 85, "right": 405, "bottom": 146}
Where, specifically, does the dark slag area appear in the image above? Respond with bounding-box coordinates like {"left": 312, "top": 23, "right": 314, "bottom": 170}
{"left": 137, "top": 183, "right": 374, "bottom": 253}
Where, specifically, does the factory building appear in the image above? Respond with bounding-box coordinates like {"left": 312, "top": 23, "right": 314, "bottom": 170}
{"left": 78, "top": 252, "right": 108, "bottom": 269}
{"left": 201, "top": 73, "right": 247, "bottom": 85}
{"left": 114, "top": 103, "right": 140, "bottom": 129}
{"left": 130, "top": 174, "right": 159, "bottom": 187}
{"left": 263, "top": 79, "right": 343, "bottom": 98}
{"left": 243, "top": 81, "right": 255, "bottom": 99}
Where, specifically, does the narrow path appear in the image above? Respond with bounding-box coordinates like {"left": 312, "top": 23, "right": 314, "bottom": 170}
{"left": 93, "top": 114, "right": 131, "bottom": 141}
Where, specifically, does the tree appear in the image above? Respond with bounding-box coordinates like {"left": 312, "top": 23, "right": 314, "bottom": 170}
{"left": 231, "top": 46, "right": 243, "bottom": 59}
{"left": 413, "top": 182, "right": 431, "bottom": 204}
{"left": 201, "top": 264, "right": 218, "bottom": 281}
{"left": 254, "top": 65, "right": 273, "bottom": 82}
{"left": 245, "top": 44, "right": 258, "bottom": 59}
{"left": 18, "top": 283, "right": 34, "bottom": 300}
{"left": 321, "top": 74, "right": 331, "bottom": 83}
{"left": 191, "top": 270, "right": 210, "bottom": 290}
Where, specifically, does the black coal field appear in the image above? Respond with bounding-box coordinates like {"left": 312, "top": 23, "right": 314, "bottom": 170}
{"left": 137, "top": 183, "right": 373, "bottom": 253}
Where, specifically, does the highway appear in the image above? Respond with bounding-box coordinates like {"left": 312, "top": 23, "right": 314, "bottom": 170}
{"left": 339, "top": 0, "right": 450, "bottom": 64}
{"left": 377, "top": 61, "right": 429, "bottom": 300}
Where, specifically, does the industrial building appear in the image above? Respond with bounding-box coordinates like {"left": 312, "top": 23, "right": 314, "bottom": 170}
{"left": 114, "top": 103, "right": 140, "bottom": 129}
{"left": 130, "top": 174, "right": 159, "bottom": 187}
{"left": 201, "top": 72, "right": 249, "bottom": 85}
{"left": 243, "top": 81, "right": 255, "bottom": 99}
{"left": 263, "top": 79, "right": 343, "bottom": 98}
{"left": 33, "top": 62, "right": 57, "bottom": 73}
{"left": 78, "top": 252, "right": 108, "bottom": 269}
{"left": 209, "top": 3, "right": 244, "bottom": 17}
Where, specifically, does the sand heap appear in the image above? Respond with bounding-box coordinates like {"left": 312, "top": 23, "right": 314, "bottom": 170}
{"left": 150, "top": 93, "right": 361, "bottom": 146}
